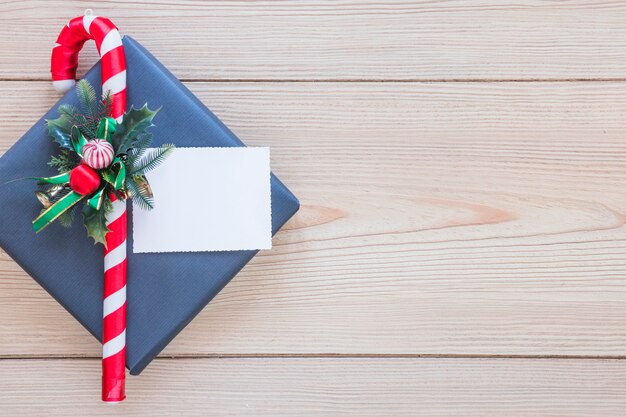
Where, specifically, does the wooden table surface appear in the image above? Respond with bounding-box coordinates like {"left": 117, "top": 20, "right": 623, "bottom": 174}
{"left": 1, "top": 1, "right": 625, "bottom": 415}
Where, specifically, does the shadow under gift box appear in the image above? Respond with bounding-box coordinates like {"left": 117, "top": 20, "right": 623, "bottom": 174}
{"left": 0, "top": 36, "right": 299, "bottom": 375}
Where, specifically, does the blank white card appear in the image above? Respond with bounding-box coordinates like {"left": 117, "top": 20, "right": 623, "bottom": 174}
{"left": 132, "top": 147, "right": 272, "bottom": 253}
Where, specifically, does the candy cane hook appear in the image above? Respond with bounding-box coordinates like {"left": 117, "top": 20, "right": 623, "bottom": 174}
{"left": 51, "top": 10, "right": 127, "bottom": 122}
{"left": 52, "top": 12, "right": 128, "bottom": 402}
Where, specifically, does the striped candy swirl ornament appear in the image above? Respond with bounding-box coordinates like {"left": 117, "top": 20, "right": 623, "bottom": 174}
{"left": 82, "top": 139, "right": 115, "bottom": 169}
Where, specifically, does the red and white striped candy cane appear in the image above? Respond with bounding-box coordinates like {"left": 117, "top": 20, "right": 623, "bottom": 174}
{"left": 52, "top": 11, "right": 128, "bottom": 402}
{"left": 51, "top": 11, "right": 126, "bottom": 122}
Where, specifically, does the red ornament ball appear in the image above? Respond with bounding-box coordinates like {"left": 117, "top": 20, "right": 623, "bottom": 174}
{"left": 69, "top": 164, "right": 101, "bottom": 195}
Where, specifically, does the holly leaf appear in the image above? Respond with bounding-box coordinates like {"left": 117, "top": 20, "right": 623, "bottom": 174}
{"left": 45, "top": 115, "right": 73, "bottom": 149}
{"left": 82, "top": 205, "right": 110, "bottom": 247}
{"left": 112, "top": 104, "right": 160, "bottom": 156}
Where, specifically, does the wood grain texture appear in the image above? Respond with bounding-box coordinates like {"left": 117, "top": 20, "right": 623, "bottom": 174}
{"left": 2, "top": 1, "right": 626, "bottom": 81}
{"left": 1, "top": 358, "right": 625, "bottom": 416}
{"left": 2, "top": 2, "right": 625, "bottom": 412}
{"left": 1, "top": 81, "right": 625, "bottom": 357}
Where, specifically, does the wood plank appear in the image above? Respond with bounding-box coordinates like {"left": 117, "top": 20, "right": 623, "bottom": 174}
{"left": 1, "top": 81, "right": 626, "bottom": 357}
{"left": 1, "top": 358, "right": 625, "bottom": 416}
{"left": 2, "top": 1, "right": 626, "bottom": 81}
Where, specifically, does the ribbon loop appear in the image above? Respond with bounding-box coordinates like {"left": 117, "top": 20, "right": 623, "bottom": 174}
{"left": 111, "top": 158, "right": 126, "bottom": 190}
{"left": 35, "top": 172, "right": 71, "bottom": 185}
{"left": 87, "top": 187, "right": 106, "bottom": 210}
{"left": 71, "top": 125, "right": 88, "bottom": 157}
{"left": 97, "top": 117, "right": 117, "bottom": 142}
{"left": 32, "top": 190, "right": 84, "bottom": 232}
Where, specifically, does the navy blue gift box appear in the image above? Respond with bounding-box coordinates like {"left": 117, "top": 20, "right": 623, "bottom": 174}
{"left": 0, "top": 37, "right": 299, "bottom": 374}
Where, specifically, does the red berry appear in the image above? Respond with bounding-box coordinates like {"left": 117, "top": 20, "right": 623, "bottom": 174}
{"left": 69, "top": 164, "right": 101, "bottom": 195}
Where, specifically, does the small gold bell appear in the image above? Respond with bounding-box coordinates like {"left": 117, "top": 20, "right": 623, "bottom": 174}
{"left": 130, "top": 175, "right": 153, "bottom": 199}
{"left": 35, "top": 185, "right": 65, "bottom": 208}
{"left": 35, "top": 191, "right": 51, "bottom": 208}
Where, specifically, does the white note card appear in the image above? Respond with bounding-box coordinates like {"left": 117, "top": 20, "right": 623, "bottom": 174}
{"left": 132, "top": 147, "right": 272, "bottom": 253}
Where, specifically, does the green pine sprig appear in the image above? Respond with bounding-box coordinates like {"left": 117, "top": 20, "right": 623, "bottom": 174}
{"left": 77, "top": 78, "right": 98, "bottom": 115}
{"left": 129, "top": 144, "right": 175, "bottom": 176}
{"left": 45, "top": 80, "right": 112, "bottom": 150}
{"left": 48, "top": 149, "right": 80, "bottom": 173}
{"left": 58, "top": 204, "right": 80, "bottom": 227}
{"left": 125, "top": 132, "right": 153, "bottom": 167}
{"left": 126, "top": 175, "right": 154, "bottom": 210}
